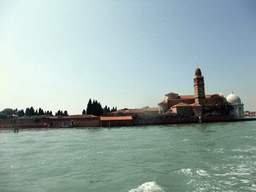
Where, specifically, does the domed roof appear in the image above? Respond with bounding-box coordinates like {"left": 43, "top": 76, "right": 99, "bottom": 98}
{"left": 195, "top": 68, "right": 202, "bottom": 76}
{"left": 226, "top": 92, "right": 241, "bottom": 105}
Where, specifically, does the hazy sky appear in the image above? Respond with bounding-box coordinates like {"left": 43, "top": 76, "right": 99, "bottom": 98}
{"left": 1, "top": 0, "right": 255, "bottom": 114}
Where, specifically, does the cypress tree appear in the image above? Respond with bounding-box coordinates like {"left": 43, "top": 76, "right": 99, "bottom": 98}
{"left": 87, "top": 99, "right": 92, "bottom": 115}
{"left": 18, "top": 109, "right": 25, "bottom": 117}
{"left": 29, "top": 107, "right": 35, "bottom": 116}
{"left": 25, "top": 108, "right": 30, "bottom": 116}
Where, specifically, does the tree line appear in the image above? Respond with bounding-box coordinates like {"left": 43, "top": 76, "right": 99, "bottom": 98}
{"left": 0, "top": 99, "right": 117, "bottom": 119}
{"left": 83, "top": 99, "right": 117, "bottom": 116}
{"left": 0, "top": 107, "right": 69, "bottom": 119}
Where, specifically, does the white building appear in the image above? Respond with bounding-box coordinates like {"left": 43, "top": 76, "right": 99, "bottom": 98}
{"left": 226, "top": 92, "right": 244, "bottom": 119}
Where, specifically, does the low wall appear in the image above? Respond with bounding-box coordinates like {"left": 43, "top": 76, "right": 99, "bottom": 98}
{"left": 202, "top": 115, "right": 234, "bottom": 122}
{"left": 101, "top": 120, "right": 133, "bottom": 127}
{"left": 50, "top": 117, "right": 100, "bottom": 128}
{"left": 2, "top": 115, "right": 255, "bottom": 129}
{"left": 133, "top": 115, "right": 235, "bottom": 125}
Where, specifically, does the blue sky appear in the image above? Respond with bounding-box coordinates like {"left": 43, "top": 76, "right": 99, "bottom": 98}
{"left": 0, "top": 0, "right": 255, "bottom": 114}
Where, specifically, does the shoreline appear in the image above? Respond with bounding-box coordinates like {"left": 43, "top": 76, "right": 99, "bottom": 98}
{"left": 1, "top": 117, "right": 255, "bottom": 131}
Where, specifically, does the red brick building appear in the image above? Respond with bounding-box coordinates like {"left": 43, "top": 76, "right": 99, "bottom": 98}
{"left": 100, "top": 116, "right": 133, "bottom": 127}
{"left": 158, "top": 68, "right": 213, "bottom": 116}
{"left": 49, "top": 115, "right": 100, "bottom": 128}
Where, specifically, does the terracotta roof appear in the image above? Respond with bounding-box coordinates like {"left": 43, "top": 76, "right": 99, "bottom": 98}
{"left": 172, "top": 102, "right": 192, "bottom": 108}
{"left": 165, "top": 92, "right": 179, "bottom": 97}
{"left": 109, "top": 108, "right": 159, "bottom": 115}
{"left": 178, "top": 95, "right": 213, "bottom": 99}
{"left": 67, "top": 115, "right": 97, "bottom": 118}
{"left": 50, "top": 115, "right": 98, "bottom": 119}
{"left": 158, "top": 100, "right": 167, "bottom": 105}
{"left": 126, "top": 108, "right": 158, "bottom": 113}
{"left": 179, "top": 95, "right": 194, "bottom": 99}
{"left": 190, "top": 103, "right": 202, "bottom": 107}
{"left": 100, "top": 116, "right": 132, "bottom": 121}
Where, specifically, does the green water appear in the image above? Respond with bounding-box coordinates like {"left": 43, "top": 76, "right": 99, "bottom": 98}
{"left": 1, "top": 121, "right": 256, "bottom": 192}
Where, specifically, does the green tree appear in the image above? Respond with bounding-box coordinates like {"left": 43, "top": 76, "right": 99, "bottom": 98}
{"left": 86, "top": 99, "right": 116, "bottom": 116}
{"left": 17, "top": 109, "right": 25, "bottom": 117}
{"left": 87, "top": 99, "right": 92, "bottom": 115}
{"left": 0, "top": 112, "right": 7, "bottom": 119}
{"left": 55, "top": 110, "right": 68, "bottom": 116}
{"left": 39, "top": 108, "right": 44, "bottom": 115}
{"left": 114, "top": 112, "right": 124, "bottom": 117}
{"left": 29, "top": 107, "right": 35, "bottom": 116}
{"left": 103, "top": 105, "right": 109, "bottom": 116}
{"left": 110, "top": 107, "right": 116, "bottom": 112}
{"left": 64, "top": 110, "right": 68, "bottom": 116}
{"left": 204, "top": 94, "right": 233, "bottom": 116}
{"left": 25, "top": 108, "right": 30, "bottom": 116}
{"left": 2, "top": 108, "right": 15, "bottom": 116}
{"left": 0, "top": 108, "right": 16, "bottom": 119}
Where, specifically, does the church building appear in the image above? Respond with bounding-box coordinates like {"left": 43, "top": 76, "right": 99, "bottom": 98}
{"left": 158, "top": 68, "right": 245, "bottom": 118}
{"left": 158, "top": 68, "right": 212, "bottom": 117}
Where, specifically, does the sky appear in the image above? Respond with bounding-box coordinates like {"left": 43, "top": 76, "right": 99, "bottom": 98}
{"left": 0, "top": 0, "right": 256, "bottom": 115}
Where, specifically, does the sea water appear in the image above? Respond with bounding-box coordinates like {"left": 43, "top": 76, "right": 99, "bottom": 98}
{"left": 0, "top": 121, "right": 256, "bottom": 192}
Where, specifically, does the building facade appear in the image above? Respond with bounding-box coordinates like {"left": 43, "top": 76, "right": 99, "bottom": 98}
{"left": 194, "top": 68, "right": 205, "bottom": 105}
{"left": 158, "top": 68, "right": 210, "bottom": 116}
{"left": 226, "top": 92, "right": 244, "bottom": 119}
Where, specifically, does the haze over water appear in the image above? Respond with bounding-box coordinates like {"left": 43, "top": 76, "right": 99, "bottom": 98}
{"left": 1, "top": 121, "right": 256, "bottom": 191}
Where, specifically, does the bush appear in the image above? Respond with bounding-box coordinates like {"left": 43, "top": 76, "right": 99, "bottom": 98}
{"left": 131, "top": 113, "right": 157, "bottom": 120}
{"left": 204, "top": 111, "right": 221, "bottom": 116}
{"left": 114, "top": 112, "right": 124, "bottom": 117}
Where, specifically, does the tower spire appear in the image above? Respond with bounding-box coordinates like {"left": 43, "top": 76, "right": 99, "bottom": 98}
{"left": 194, "top": 68, "right": 205, "bottom": 105}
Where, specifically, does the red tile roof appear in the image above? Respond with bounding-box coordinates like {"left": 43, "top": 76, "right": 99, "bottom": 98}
{"left": 100, "top": 116, "right": 132, "bottom": 121}
{"left": 162, "top": 94, "right": 213, "bottom": 100}
{"left": 172, "top": 102, "right": 192, "bottom": 107}
{"left": 165, "top": 92, "right": 179, "bottom": 97}
{"left": 179, "top": 95, "right": 195, "bottom": 99}
{"left": 158, "top": 100, "right": 167, "bottom": 104}
{"left": 50, "top": 115, "right": 98, "bottom": 119}
{"left": 109, "top": 108, "right": 159, "bottom": 115}
{"left": 190, "top": 103, "right": 202, "bottom": 107}
{"left": 67, "top": 115, "right": 97, "bottom": 118}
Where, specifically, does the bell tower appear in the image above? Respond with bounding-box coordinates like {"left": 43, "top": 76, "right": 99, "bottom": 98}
{"left": 194, "top": 68, "right": 205, "bottom": 105}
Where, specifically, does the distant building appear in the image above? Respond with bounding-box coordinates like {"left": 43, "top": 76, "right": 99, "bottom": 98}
{"left": 226, "top": 92, "right": 244, "bottom": 119}
{"left": 100, "top": 116, "right": 133, "bottom": 127}
{"left": 158, "top": 68, "right": 212, "bottom": 116}
{"left": 108, "top": 108, "right": 159, "bottom": 117}
{"left": 49, "top": 115, "right": 100, "bottom": 127}
{"left": 158, "top": 68, "right": 245, "bottom": 118}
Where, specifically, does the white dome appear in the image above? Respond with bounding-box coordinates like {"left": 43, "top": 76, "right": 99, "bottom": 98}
{"left": 226, "top": 92, "right": 241, "bottom": 105}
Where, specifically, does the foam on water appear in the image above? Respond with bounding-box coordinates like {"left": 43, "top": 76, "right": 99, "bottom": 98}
{"left": 129, "top": 182, "right": 164, "bottom": 192}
